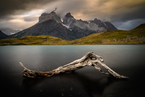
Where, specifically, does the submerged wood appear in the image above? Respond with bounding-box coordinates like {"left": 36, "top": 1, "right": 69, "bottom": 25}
{"left": 20, "top": 52, "right": 128, "bottom": 79}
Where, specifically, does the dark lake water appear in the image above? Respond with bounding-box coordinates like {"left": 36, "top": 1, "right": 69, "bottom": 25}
{"left": 0, "top": 45, "right": 145, "bottom": 97}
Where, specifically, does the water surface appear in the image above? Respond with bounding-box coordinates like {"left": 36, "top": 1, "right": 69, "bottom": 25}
{"left": 0, "top": 45, "right": 145, "bottom": 97}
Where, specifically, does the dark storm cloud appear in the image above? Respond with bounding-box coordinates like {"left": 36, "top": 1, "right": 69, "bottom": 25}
{"left": 110, "top": 3, "right": 145, "bottom": 22}
{"left": 0, "top": 0, "right": 145, "bottom": 30}
{"left": 0, "top": 0, "right": 54, "bottom": 18}
{"left": 87, "top": 0, "right": 145, "bottom": 22}
{"left": 113, "top": 19, "right": 145, "bottom": 30}
{"left": 62, "top": 0, "right": 145, "bottom": 30}
{"left": 47, "top": 0, "right": 145, "bottom": 22}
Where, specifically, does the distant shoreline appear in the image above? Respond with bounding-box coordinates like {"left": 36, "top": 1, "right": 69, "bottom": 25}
{"left": 0, "top": 44, "right": 145, "bottom": 46}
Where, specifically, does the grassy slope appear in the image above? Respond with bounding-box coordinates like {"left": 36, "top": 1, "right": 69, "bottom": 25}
{"left": 70, "top": 23, "right": 145, "bottom": 44}
{"left": 0, "top": 24, "right": 145, "bottom": 45}
{"left": 0, "top": 35, "right": 68, "bottom": 45}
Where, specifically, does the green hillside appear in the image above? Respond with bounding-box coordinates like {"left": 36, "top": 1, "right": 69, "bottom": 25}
{"left": 0, "top": 35, "right": 68, "bottom": 45}
{"left": 0, "top": 23, "right": 145, "bottom": 45}
{"left": 70, "top": 23, "right": 145, "bottom": 44}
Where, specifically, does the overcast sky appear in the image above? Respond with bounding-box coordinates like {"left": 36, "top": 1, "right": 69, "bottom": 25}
{"left": 0, "top": 0, "right": 145, "bottom": 30}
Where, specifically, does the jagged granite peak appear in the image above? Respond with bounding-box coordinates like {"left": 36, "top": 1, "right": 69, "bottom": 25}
{"left": 11, "top": 19, "right": 76, "bottom": 40}
{"left": 90, "top": 18, "right": 105, "bottom": 27}
{"left": 39, "top": 11, "right": 61, "bottom": 23}
{"left": 63, "top": 12, "right": 76, "bottom": 27}
{"left": 104, "top": 21, "right": 117, "bottom": 30}
{"left": 63, "top": 12, "right": 89, "bottom": 29}
{"left": 78, "top": 19, "right": 88, "bottom": 24}
{"left": 94, "top": 18, "right": 103, "bottom": 25}
{"left": 65, "top": 12, "right": 74, "bottom": 18}
{"left": 63, "top": 13, "right": 110, "bottom": 32}
{"left": 10, "top": 11, "right": 117, "bottom": 40}
{"left": 94, "top": 18, "right": 101, "bottom": 22}
{"left": 89, "top": 18, "right": 117, "bottom": 30}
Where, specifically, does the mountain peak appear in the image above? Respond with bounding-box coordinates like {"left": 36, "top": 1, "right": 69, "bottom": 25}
{"left": 94, "top": 18, "right": 98, "bottom": 20}
{"left": 63, "top": 12, "right": 75, "bottom": 26}
{"left": 10, "top": 10, "right": 117, "bottom": 40}
{"left": 65, "top": 12, "right": 74, "bottom": 18}
{"left": 39, "top": 11, "right": 61, "bottom": 23}
{"left": 93, "top": 18, "right": 101, "bottom": 22}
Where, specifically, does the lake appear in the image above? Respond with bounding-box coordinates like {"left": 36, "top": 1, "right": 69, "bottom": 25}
{"left": 0, "top": 45, "right": 145, "bottom": 97}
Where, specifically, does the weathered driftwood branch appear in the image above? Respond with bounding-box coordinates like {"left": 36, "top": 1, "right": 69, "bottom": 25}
{"left": 20, "top": 52, "right": 128, "bottom": 79}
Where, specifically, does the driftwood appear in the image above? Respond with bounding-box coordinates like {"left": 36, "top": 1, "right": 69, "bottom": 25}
{"left": 20, "top": 52, "right": 128, "bottom": 79}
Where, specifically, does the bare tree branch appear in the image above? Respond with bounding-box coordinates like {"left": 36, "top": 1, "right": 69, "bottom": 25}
{"left": 20, "top": 52, "right": 128, "bottom": 79}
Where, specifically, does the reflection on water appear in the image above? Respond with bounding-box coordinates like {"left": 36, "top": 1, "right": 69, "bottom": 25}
{"left": 0, "top": 45, "right": 145, "bottom": 97}
{"left": 22, "top": 72, "right": 125, "bottom": 97}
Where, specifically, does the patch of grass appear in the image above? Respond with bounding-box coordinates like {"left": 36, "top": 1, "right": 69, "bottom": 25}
{"left": 0, "top": 35, "right": 68, "bottom": 45}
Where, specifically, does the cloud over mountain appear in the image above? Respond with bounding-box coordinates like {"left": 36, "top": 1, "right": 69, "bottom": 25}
{"left": 0, "top": 0, "right": 54, "bottom": 18}
{"left": 0, "top": 0, "right": 145, "bottom": 30}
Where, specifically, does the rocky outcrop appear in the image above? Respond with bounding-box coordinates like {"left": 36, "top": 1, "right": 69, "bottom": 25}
{"left": 11, "top": 19, "right": 76, "bottom": 40}
{"left": 63, "top": 12, "right": 75, "bottom": 28}
{"left": 63, "top": 13, "right": 116, "bottom": 33}
{"left": 39, "top": 11, "right": 61, "bottom": 23}
{"left": 89, "top": 18, "right": 117, "bottom": 31}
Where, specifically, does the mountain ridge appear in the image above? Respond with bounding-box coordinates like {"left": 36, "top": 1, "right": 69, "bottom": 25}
{"left": 9, "top": 10, "right": 117, "bottom": 40}
{"left": 62, "top": 12, "right": 117, "bottom": 32}
{"left": 11, "top": 19, "right": 76, "bottom": 40}
{"left": 0, "top": 23, "right": 145, "bottom": 45}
